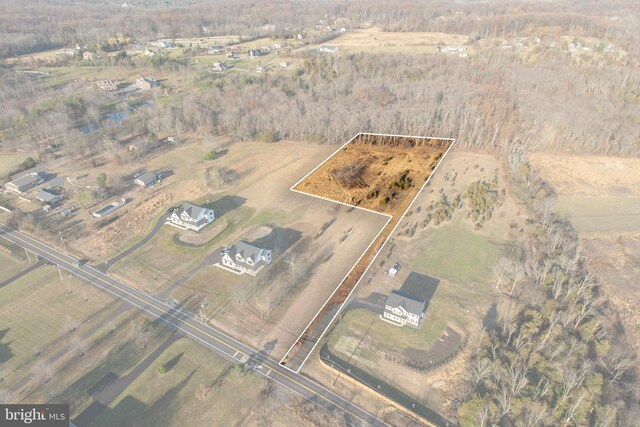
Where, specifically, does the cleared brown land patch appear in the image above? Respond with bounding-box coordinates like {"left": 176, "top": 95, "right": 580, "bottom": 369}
{"left": 294, "top": 133, "right": 451, "bottom": 215}
{"left": 332, "top": 27, "right": 469, "bottom": 47}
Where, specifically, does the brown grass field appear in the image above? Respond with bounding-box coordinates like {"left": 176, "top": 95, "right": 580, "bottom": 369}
{"left": 332, "top": 27, "right": 469, "bottom": 47}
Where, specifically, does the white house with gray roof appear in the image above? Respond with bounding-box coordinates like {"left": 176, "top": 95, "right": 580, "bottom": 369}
{"left": 4, "top": 172, "right": 45, "bottom": 194}
{"left": 382, "top": 291, "right": 426, "bottom": 328}
{"left": 133, "top": 172, "right": 158, "bottom": 187}
{"left": 166, "top": 203, "right": 214, "bottom": 232}
{"left": 219, "top": 241, "right": 272, "bottom": 276}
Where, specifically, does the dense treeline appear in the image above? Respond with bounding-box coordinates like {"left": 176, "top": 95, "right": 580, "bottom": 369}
{"left": 457, "top": 152, "right": 638, "bottom": 425}
{"left": 139, "top": 53, "right": 640, "bottom": 155}
{"left": 2, "top": 47, "right": 639, "bottom": 156}
{"left": 1, "top": 0, "right": 638, "bottom": 58}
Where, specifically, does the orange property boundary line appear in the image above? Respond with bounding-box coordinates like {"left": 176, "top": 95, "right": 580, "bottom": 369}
{"left": 280, "top": 132, "right": 455, "bottom": 371}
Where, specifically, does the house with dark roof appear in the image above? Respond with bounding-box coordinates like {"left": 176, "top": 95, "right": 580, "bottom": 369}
{"left": 166, "top": 203, "right": 214, "bottom": 232}
{"left": 382, "top": 290, "right": 426, "bottom": 328}
{"left": 35, "top": 189, "right": 63, "bottom": 205}
{"left": 220, "top": 241, "right": 272, "bottom": 276}
{"left": 248, "top": 49, "right": 265, "bottom": 58}
{"left": 133, "top": 172, "right": 158, "bottom": 187}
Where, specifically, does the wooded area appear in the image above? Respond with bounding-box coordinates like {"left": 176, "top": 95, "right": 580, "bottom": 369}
{"left": 1, "top": 0, "right": 639, "bottom": 425}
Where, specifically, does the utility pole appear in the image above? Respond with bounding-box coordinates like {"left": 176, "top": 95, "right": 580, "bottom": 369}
{"left": 59, "top": 231, "right": 68, "bottom": 254}
{"left": 24, "top": 247, "right": 31, "bottom": 264}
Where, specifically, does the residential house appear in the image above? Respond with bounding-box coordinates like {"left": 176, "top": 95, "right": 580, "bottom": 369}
{"left": 60, "top": 48, "right": 76, "bottom": 57}
{"left": 318, "top": 45, "right": 338, "bottom": 54}
{"left": 220, "top": 241, "right": 272, "bottom": 276}
{"left": 248, "top": 49, "right": 264, "bottom": 58}
{"left": 133, "top": 172, "right": 158, "bottom": 187}
{"left": 82, "top": 51, "right": 94, "bottom": 61}
{"left": 212, "top": 62, "right": 231, "bottom": 72}
{"left": 382, "top": 291, "right": 426, "bottom": 328}
{"left": 35, "top": 189, "right": 63, "bottom": 205}
{"left": 166, "top": 203, "right": 214, "bottom": 232}
{"left": 148, "top": 40, "right": 173, "bottom": 48}
{"left": 209, "top": 46, "right": 224, "bottom": 54}
{"left": 256, "top": 65, "right": 265, "bottom": 73}
{"left": 97, "top": 80, "right": 117, "bottom": 91}
{"left": 144, "top": 48, "right": 158, "bottom": 57}
{"left": 136, "top": 76, "right": 158, "bottom": 90}
{"left": 441, "top": 45, "right": 466, "bottom": 53}
{"left": 4, "top": 172, "right": 45, "bottom": 194}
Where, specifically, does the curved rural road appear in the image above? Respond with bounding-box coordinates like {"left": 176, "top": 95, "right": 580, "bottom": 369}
{"left": 0, "top": 224, "right": 389, "bottom": 427}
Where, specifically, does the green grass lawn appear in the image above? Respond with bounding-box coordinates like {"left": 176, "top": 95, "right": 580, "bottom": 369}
{"left": 0, "top": 152, "right": 33, "bottom": 177}
{"left": 555, "top": 195, "right": 640, "bottom": 233}
{"left": 409, "top": 217, "right": 502, "bottom": 285}
{"left": 0, "top": 251, "right": 28, "bottom": 281}
{"left": 227, "top": 58, "right": 253, "bottom": 70}
{"left": 90, "top": 338, "right": 266, "bottom": 427}
{"left": 329, "top": 308, "right": 446, "bottom": 355}
{"left": 0, "top": 266, "right": 117, "bottom": 386}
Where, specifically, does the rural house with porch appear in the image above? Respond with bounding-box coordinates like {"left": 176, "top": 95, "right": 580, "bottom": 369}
{"left": 382, "top": 290, "right": 426, "bottom": 328}
{"left": 219, "top": 241, "right": 272, "bottom": 275}
{"left": 166, "top": 203, "right": 214, "bottom": 232}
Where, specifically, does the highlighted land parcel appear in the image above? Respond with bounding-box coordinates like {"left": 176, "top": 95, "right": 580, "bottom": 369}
{"left": 281, "top": 133, "right": 454, "bottom": 371}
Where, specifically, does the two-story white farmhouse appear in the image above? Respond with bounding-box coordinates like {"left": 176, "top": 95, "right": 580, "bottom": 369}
{"left": 382, "top": 291, "right": 426, "bottom": 328}
{"left": 220, "top": 241, "right": 272, "bottom": 276}
{"left": 166, "top": 203, "right": 214, "bottom": 232}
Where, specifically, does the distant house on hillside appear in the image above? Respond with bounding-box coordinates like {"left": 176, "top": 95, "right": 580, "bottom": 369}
{"left": 219, "top": 241, "right": 272, "bottom": 276}
{"left": 440, "top": 45, "right": 467, "bottom": 53}
{"left": 82, "top": 51, "right": 94, "bottom": 61}
{"left": 318, "top": 45, "right": 338, "bottom": 54}
{"left": 148, "top": 40, "right": 172, "bottom": 48}
{"left": 4, "top": 172, "right": 45, "bottom": 194}
{"left": 96, "top": 80, "right": 117, "bottom": 91}
{"left": 166, "top": 202, "right": 214, "bottom": 232}
{"left": 248, "top": 49, "right": 265, "bottom": 58}
{"left": 212, "top": 62, "right": 231, "bottom": 72}
{"left": 133, "top": 172, "right": 158, "bottom": 187}
{"left": 209, "top": 45, "right": 224, "bottom": 54}
{"left": 382, "top": 290, "right": 426, "bottom": 328}
{"left": 136, "top": 76, "right": 159, "bottom": 90}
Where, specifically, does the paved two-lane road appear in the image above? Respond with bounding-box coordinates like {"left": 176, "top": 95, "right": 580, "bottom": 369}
{"left": 0, "top": 224, "right": 389, "bottom": 427}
